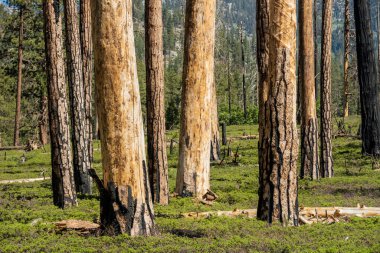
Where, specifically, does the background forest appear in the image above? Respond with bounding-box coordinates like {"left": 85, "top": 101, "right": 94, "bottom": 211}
{"left": 1, "top": 0, "right": 379, "bottom": 146}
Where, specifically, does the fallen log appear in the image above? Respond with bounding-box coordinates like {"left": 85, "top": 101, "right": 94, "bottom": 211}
{"left": 0, "top": 146, "right": 25, "bottom": 151}
{"left": 55, "top": 220, "right": 100, "bottom": 235}
{"left": 299, "top": 206, "right": 380, "bottom": 218}
{"left": 182, "top": 206, "right": 380, "bottom": 220}
{"left": 0, "top": 177, "right": 50, "bottom": 184}
{"left": 228, "top": 135, "right": 258, "bottom": 141}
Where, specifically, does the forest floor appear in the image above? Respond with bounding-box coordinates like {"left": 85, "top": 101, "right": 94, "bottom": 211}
{"left": 0, "top": 116, "right": 379, "bottom": 252}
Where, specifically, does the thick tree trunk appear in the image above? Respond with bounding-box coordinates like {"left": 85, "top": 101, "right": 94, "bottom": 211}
{"left": 299, "top": 0, "right": 319, "bottom": 180}
{"left": 14, "top": 7, "right": 23, "bottom": 147}
{"left": 43, "top": 0, "right": 77, "bottom": 208}
{"left": 257, "top": 0, "right": 299, "bottom": 226}
{"left": 256, "top": 0, "right": 270, "bottom": 211}
{"left": 92, "top": 0, "right": 156, "bottom": 236}
{"left": 64, "top": 0, "right": 92, "bottom": 194}
{"left": 38, "top": 96, "right": 49, "bottom": 146}
{"left": 145, "top": 0, "right": 169, "bottom": 205}
{"left": 314, "top": 0, "right": 318, "bottom": 100}
{"left": 80, "top": 0, "right": 94, "bottom": 163}
{"left": 354, "top": 0, "right": 380, "bottom": 156}
{"left": 176, "top": 0, "right": 216, "bottom": 199}
{"left": 343, "top": 0, "right": 350, "bottom": 118}
{"left": 210, "top": 80, "right": 220, "bottom": 161}
{"left": 320, "top": 0, "right": 334, "bottom": 178}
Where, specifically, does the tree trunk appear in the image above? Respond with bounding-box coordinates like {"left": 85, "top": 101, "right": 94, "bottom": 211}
{"left": 14, "top": 7, "right": 23, "bottom": 147}
{"left": 176, "top": 0, "right": 216, "bottom": 199}
{"left": 240, "top": 23, "right": 247, "bottom": 120}
{"left": 145, "top": 0, "right": 169, "bottom": 206}
{"left": 314, "top": 0, "right": 318, "bottom": 100}
{"left": 64, "top": 0, "right": 92, "bottom": 194}
{"left": 43, "top": 0, "right": 77, "bottom": 208}
{"left": 80, "top": 0, "right": 94, "bottom": 164}
{"left": 320, "top": 0, "right": 334, "bottom": 178}
{"left": 299, "top": 0, "right": 319, "bottom": 180}
{"left": 92, "top": 0, "right": 156, "bottom": 236}
{"left": 343, "top": 0, "right": 350, "bottom": 118}
{"left": 38, "top": 96, "right": 49, "bottom": 146}
{"left": 210, "top": 80, "right": 220, "bottom": 161}
{"left": 354, "top": 0, "right": 380, "bottom": 156}
{"left": 256, "top": 0, "right": 270, "bottom": 219}
{"left": 257, "top": 0, "right": 299, "bottom": 226}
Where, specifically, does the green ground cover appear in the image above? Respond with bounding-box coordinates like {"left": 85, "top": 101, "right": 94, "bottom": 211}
{"left": 0, "top": 117, "right": 379, "bottom": 252}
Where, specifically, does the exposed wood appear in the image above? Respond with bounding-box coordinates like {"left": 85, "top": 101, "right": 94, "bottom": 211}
{"left": 0, "top": 177, "right": 51, "bottom": 184}
{"left": 182, "top": 207, "right": 380, "bottom": 220}
{"left": 92, "top": 0, "right": 155, "bottom": 236}
{"left": 64, "top": 0, "right": 92, "bottom": 194}
{"left": 354, "top": 0, "right": 380, "bottom": 156}
{"left": 145, "top": 0, "right": 169, "bottom": 205}
{"left": 176, "top": 0, "right": 216, "bottom": 199}
{"left": 43, "top": 0, "right": 77, "bottom": 208}
{"left": 257, "top": 0, "right": 299, "bottom": 226}
{"left": 320, "top": 0, "right": 334, "bottom": 178}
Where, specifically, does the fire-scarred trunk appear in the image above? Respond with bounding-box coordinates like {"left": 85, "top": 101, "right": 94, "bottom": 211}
{"left": 43, "top": 0, "right": 77, "bottom": 208}
{"left": 92, "top": 0, "right": 156, "bottom": 236}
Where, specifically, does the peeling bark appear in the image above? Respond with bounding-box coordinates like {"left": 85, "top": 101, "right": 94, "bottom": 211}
{"left": 257, "top": 0, "right": 299, "bottom": 226}
{"left": 176, "top": 0, "right": 216, "bottom": 199}
{"left": 320, "top": 0, "right": 334, "bottom": 178}
{"left": 92, "top": 0, "right": 156, "bottom": 236}
{"left": 354, "top": 0, "right": 380, "bottom": 156}
{"left": 43, "top": 0, "right": 77, "bottom": 208}
{"left": 299, "top": 0, "right": 319, "bottom": 180}
{"left": 145, "top": 0, "right": 169, "bottom": 205}
{"left": 64, "top": 0, "right": 92, "bottom": 194}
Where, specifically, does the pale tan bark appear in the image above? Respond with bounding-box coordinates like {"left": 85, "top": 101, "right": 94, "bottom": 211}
{"left": 64, "top": 0, "right": 91, "bottom": 194}
{"left": 176, "top": 0, "right": 216, "bottom": 199}
{"left": 320, "top": 0, "right": 334, "bottom": 177}
{"left": 343, "top": 0, "right": 350, "bottom": 118}
{"left": 43, "top": 0, "right": 77, "bottom": 208}
{"left": 92, "top": 0, "right": 155, "bottom": 236}
{"left": 145, "top": 0, "right": 169, "bottom": 205}
{"left": 299, "top": 0, "right": 319, "bottom": 180}
{"left": 257, "top": 0, "right": 299, "bottom": 225}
